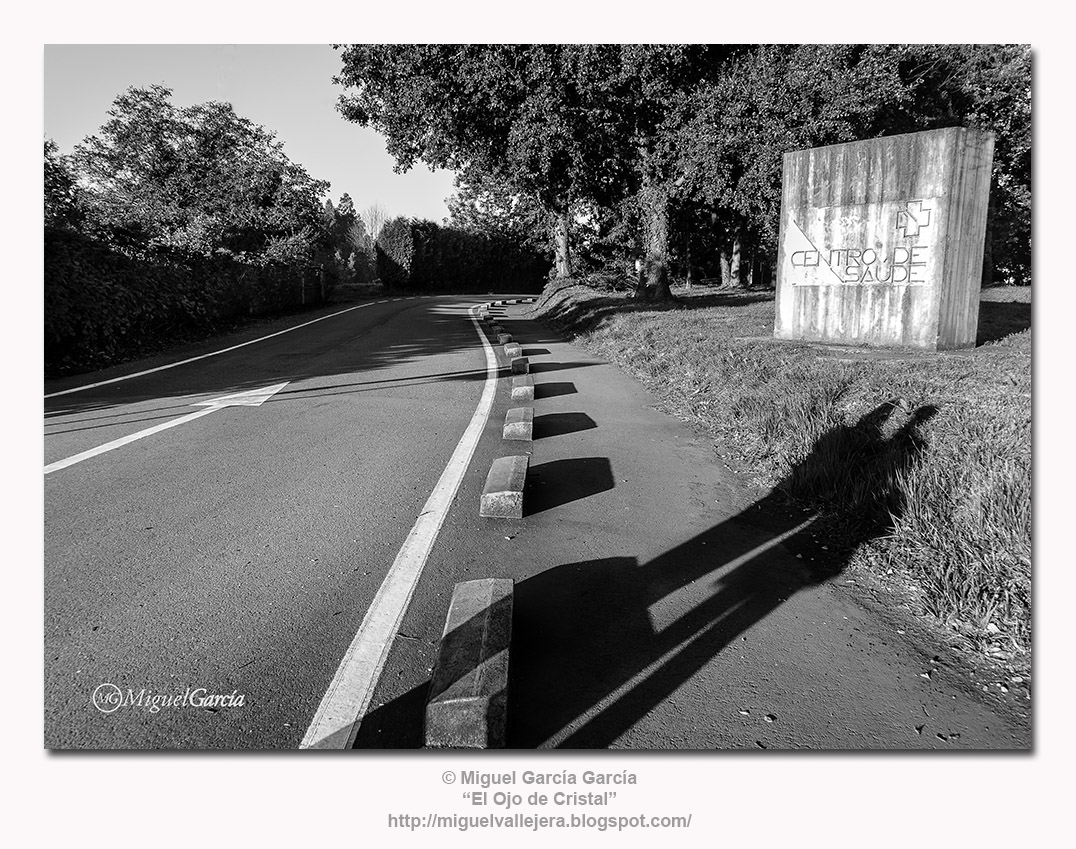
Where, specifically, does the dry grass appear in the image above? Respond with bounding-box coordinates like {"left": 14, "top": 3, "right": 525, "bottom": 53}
{"left": 536, "top": 281, "right": 1031, "bottom": 666}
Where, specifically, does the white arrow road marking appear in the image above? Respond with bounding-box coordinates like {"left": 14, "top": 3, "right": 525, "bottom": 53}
{"left": 44, "top": 382, "right": 289, "bottom": 475}
{"left": 301, "top": 305, "right": 498, "bottom": 750}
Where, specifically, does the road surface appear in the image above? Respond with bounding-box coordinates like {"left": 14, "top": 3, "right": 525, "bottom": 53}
{"left": 43, "top": 294, "right": 1030, "bottom": 749}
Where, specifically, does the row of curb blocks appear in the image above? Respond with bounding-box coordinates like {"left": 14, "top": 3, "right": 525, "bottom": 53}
{"left": 491, "top": 298, "right": 536, "bottom": 306}
{"left": 482, "top": 302, "right": 532, "bottom": 520}
{"left": 423, "top": 299, "right": 535, "bottom": 748}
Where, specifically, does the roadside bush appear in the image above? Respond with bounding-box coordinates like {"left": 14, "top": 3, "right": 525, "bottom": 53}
{"left": 45, "top": 227, "right": 327, "bottom": 375}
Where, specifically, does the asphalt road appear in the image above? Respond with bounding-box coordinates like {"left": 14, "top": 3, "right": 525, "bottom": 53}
{"left": 44, "top": 294, "right": 1030, "bottom": 750}
{"left": 44, "top": 296, "right": 495, "bottom": 748}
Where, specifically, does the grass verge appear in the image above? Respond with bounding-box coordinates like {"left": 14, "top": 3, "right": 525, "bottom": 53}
{"left": 535, "top": 279, "right": 1031, "bottom": 674}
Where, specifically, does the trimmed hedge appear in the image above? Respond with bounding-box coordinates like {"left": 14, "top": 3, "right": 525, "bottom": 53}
{"left": 45, "top": 227, "right": 330, "bottom": 376}
{"left": 375, "top": 217, "right": 549, "bottom": 292}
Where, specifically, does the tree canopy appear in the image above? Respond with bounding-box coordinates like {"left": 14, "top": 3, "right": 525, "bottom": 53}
{"left": 70, "top": 85, "right": 333, "bottom": 265}
{"left": 335, "top": 44, "right": 1031, "bottom": 290}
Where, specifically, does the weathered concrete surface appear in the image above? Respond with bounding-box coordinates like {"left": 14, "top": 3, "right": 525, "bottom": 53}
{"left": 497, "top": 333, "right": 513, "bottom": 345}
{"left": 480, "top": 455, "right": 528, "bottom": 518}
{"left": 510, "top": 357, "right": 530, "bottom": 375}
{"left": 504, "top": 343, "right": 522, "bottom": 359}
{"left": 424, "top": 578, "right": 513, "bottom": 749}
{"left": 503, "top": 407, "right": 534, "bottom": 441}
{"left": 775, "top": 127, "right": 994, "bottom": 350}
{"left": 511, "top": 375, "right": 535, "bottom": 403}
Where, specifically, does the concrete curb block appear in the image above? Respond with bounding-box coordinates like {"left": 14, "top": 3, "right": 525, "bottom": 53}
{"left": 502, "top": 407, "right": 534, "bottom": 441}
{"left": 504, "top": 343, "right": 522, "bottom": 359}
{"left": 510, "top": 357, "right": 529, "bottom": 374}
{"left": 491, "top": 325, "right": 505, "bottom": 336}
{"left": 510, "top": 375, "right": 534, "bottom": 403}
{"left": 497, "top": 333, "right": 513, "bottom": 345}
{"left": 424, "top": 578, "right": 513, "bottom": 749}
{"left": 480, "top": 455, "right": 528, "bottom": 518}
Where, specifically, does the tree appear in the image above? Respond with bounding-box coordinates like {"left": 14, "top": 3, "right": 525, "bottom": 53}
{"left": 334, "top": 45, "right": 642, "bottom": 279}
{"left": 71, "top": 85, "right": 332, "bottom": 265}
{"left": 447, "top": 165, "right": 550, "bottom": 252}
{"left": 360, "top": 203, "right": 388, "bottom": 243}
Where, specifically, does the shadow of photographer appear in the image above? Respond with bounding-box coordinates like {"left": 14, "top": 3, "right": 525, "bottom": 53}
{"left": 509, "top": 400, "right": 938, "bottom": 748}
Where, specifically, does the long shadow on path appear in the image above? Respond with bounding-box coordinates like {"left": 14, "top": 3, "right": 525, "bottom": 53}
{"left": 353, "top": 402, "right": 936, "bottom": 749}
{"left": 509, "top": 401, "right": 937, "bottom": 748}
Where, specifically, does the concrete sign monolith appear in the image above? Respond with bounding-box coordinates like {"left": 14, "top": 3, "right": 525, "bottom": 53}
{"left": 774, "top": 127, "right": 994, "bottom": 350}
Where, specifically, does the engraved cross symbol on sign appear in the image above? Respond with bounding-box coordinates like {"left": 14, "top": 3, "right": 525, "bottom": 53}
{"left": 896, "top": 200, "right": 932, "bottom": 239}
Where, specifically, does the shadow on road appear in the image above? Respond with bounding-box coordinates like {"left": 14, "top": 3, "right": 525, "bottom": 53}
{"left": 44, "top": 298, "right": 566, "bottom": 419}
{"left": 524, "top": 458, "right": 615, "bottom": 516}
{"left": 44, "top": 366, "right": 503, "bottom": 433}
{"left": 509, "top": 401, "right": 937, "bottom": 747}
{"left": 534, "top": 382, "right": 577, "bottom": 399}
{"left": 528, "top": 361, "right": 601, "bottom": 376}
{"left": 351, "top": 401, "right": 937, "bottom": 749}
{"left": 533, "top": 412, "right": 598, "bottom": 440}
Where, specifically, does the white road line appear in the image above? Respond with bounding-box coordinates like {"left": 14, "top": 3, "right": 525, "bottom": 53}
{"left": 300, "top": 304, "right": 499, "bottom": 750}
{"left": 44, "top": 408, "right": 218, "bottom": 474}
{"left": 44, "top": 382, "right": 289, "bottom": 475}
{"left": 44, "top": 300, "right": 387, "bottom": 399}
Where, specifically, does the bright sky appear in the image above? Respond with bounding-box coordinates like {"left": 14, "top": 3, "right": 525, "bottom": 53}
{"left": 43, "top": 44, "right": 458, "bottom": 223}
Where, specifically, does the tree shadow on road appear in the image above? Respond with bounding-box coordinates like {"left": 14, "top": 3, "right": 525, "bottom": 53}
{"left": 44, "top": 298, "right": 570, "bottom": 419}
{"left": 509, "top": 400, "right": 937, "bottom": 748}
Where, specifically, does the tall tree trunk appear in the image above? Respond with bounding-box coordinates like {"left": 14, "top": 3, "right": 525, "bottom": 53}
{"left": 639, "top": 182, "right": 673, "bottom": 301}
{"left": 730, "top": 229, "right": 742, "bottom": 288}
{"left": 634, "top": 257, "right": 649, "bottom": 300}
{"left": 719, "top": 247, "right": 731, "bottom": 288}
{"left": 553, "top": 207, "right": 573, "bottom": 278}
{"left": 684, "top": 231, "right": 693, "bottom": 289}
